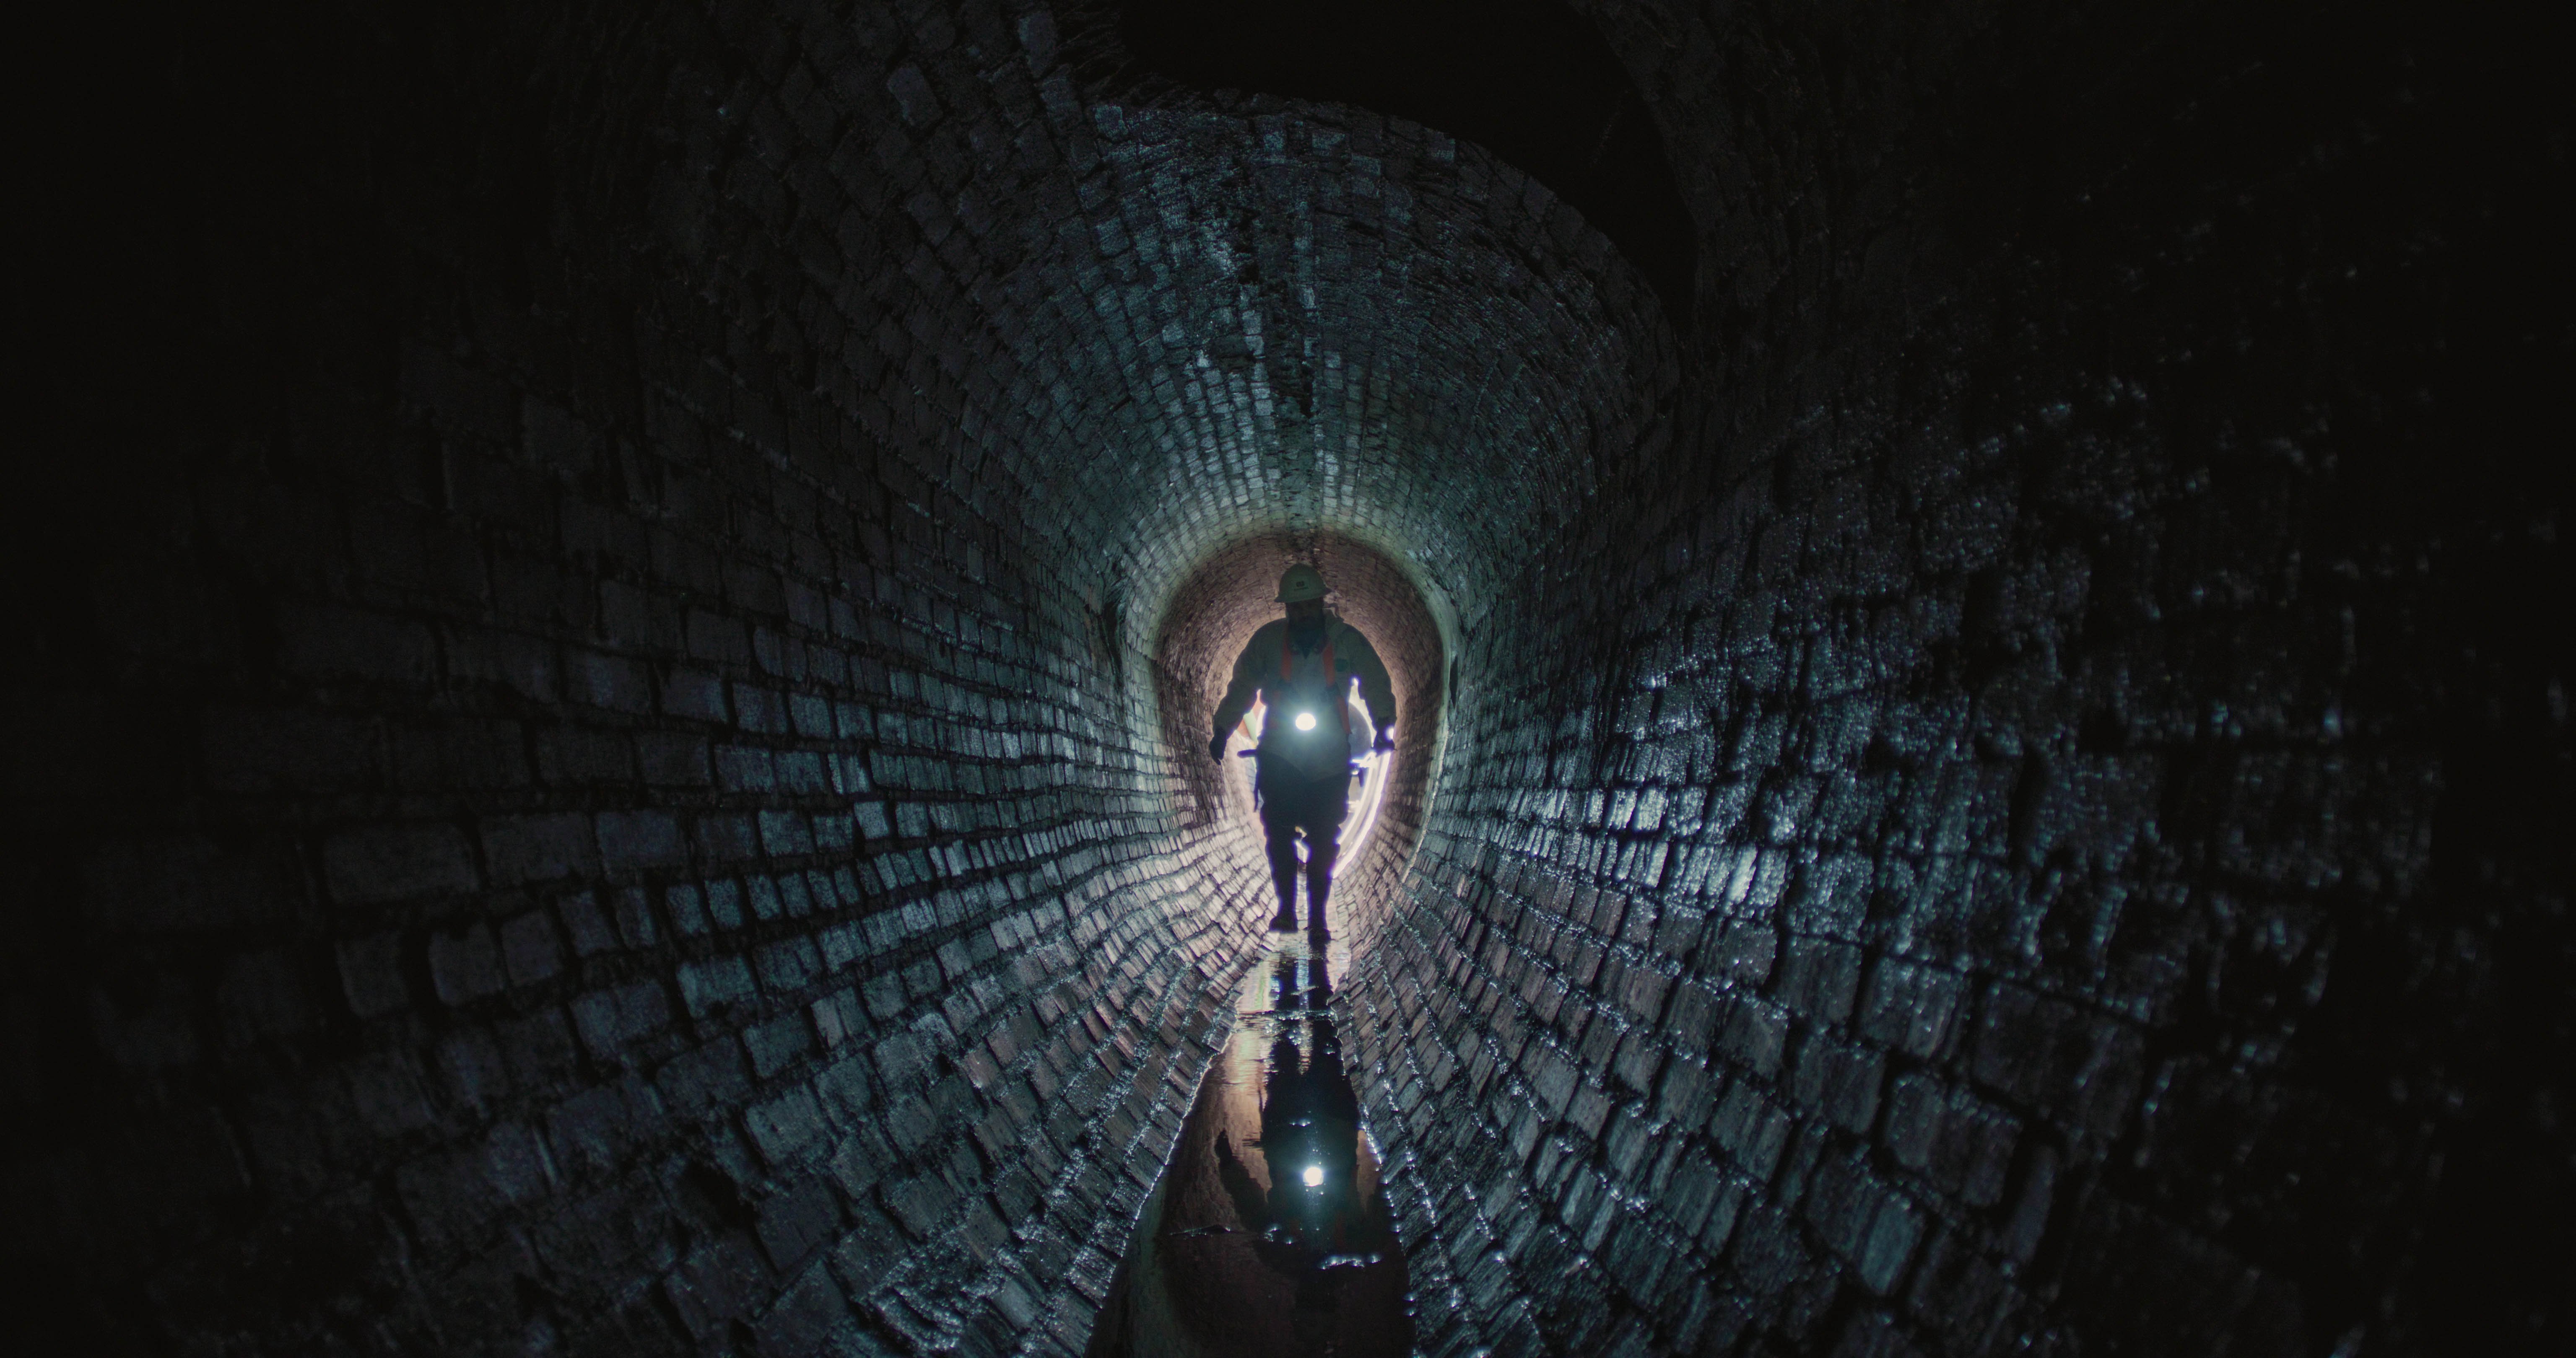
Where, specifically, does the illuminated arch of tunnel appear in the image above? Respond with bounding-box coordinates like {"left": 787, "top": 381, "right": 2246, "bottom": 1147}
{"left": 1149, "top": 531, "right": 1452, "bottom": 946}
{"left": 11, "top": 1, "right": 2568, "bottom": 1355}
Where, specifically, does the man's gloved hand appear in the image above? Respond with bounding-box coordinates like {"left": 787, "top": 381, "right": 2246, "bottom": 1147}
{"left": 1208, "top": 733, "right": 1230, "bottom": 764}
{"left": 1373, "top": 729, "right": 1397, "bottom": 754}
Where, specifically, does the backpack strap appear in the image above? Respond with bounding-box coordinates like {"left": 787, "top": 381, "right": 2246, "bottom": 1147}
{"left": 1278, "top": 627, "right": 1351, "bottom": 734}
{"left": 1329, "top": 633, "right": 1346, "bottom": 733}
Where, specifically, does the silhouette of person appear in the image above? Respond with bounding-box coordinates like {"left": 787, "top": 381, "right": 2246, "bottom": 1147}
{"left": 1209, "top": 565, "right": 1397, "bottom": 938}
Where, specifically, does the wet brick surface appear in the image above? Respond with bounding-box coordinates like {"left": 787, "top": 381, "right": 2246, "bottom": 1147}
{"left": 9, "top": 2, "right": 2567, "bottom": 1355}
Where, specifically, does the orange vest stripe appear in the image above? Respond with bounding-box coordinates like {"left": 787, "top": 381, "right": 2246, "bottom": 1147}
{"left": 1279, "top": 631, "right": 1350, "bottom": 735}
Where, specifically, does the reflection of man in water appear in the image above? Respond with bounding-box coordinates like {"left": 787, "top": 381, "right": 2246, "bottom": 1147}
{"left": 1214, "top": 953, "right": 1386, "bottom": 1326}
{"left": 1208, "top": 564, "right": 1397, "bottom": 937}
{"left": 1259, "top": 1020, "right": 1361, "bottom": 1244}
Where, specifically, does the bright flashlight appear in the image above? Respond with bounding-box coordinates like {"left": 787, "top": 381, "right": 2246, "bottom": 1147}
{"left": 1293, "top": 711, "right": 1317, "bottom": 731}
{"left": 1303, "top": 1165, "right": 1325, "bottom": 1187}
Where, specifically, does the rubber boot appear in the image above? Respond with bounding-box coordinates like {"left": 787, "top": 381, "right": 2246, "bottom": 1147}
{"left": 1305, "top": 861, "right": 1333, "bottom": 939}
{"left": 1267, "top": 832, "right": 1301, "bottom": 931}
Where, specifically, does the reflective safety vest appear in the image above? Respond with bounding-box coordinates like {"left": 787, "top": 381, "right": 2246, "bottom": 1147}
{"left": 1262, "top": 632, "right": 1356, "bottom": 777}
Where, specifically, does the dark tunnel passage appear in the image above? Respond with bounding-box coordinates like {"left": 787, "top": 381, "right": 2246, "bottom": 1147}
{"left": 8, "top": 2, "right": 2571, "bottom": 1356}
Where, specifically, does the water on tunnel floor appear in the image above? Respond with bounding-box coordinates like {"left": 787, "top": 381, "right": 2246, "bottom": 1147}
{"left": 1086, "top": 936, "right": 1413, "bottom": 1358}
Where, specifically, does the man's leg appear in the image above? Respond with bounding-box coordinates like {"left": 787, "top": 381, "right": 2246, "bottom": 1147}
{"left": 1261, "top": 804, "right": 1302, "bottom": 930}
{"left": 1302, "top": 774, "right": 1351, "bottom": 935}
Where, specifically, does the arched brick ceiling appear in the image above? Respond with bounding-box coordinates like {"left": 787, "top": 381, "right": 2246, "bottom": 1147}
{"left": 12, "top": 2, "right": 2566, "bottom": 1355}
{"left": 965, "top": 98, "right": 1678, "bottom": 653}
{"left": 1070, "top": 0, "right": 1700, "bottom": 326}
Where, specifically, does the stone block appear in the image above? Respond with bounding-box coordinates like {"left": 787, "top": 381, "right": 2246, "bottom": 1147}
{"left": 483, "top": 813, "right": 598, "bottom": 884}
{"left": 679, "top": 955, "right": 758, "bottom": 1019}
{"left": 596, "top": 809, "right": 688, "bottom": 874}
{"left": 428, "top": 923, "right": 506, "bottom": 1006}
{"left": 497, "top": 910, "right": 563, "bottom": 986}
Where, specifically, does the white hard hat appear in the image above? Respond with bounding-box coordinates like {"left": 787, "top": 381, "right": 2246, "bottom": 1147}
{"left": 1275, "top": 564, "right": 1327, "bottom": 603}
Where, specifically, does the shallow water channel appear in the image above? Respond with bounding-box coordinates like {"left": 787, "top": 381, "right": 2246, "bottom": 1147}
{"left": 1085, "top": 935, "right": 1415, "bottom": 1358}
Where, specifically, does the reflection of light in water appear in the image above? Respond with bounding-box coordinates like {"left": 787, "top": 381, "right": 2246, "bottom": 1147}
{"left": 1091, "top": 934, "right": 1413, "bottom": 1356}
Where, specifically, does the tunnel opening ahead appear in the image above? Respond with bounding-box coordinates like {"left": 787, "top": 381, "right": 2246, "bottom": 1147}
{"left": 1151, "top": 532, "right": 1446, "bottom": 950}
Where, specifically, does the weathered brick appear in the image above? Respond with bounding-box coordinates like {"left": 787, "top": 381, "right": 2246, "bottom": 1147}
{"left": 324, "top": 824, "right": 477, "bottom": 904}
{"left": 428, "top": 923, "right": 507, "bottom": 1006}
{"left": 29, "top": 8, "right": 2549, "bottom": 1357}
{"left": 482, "top": 813, "right": 597, "bottom": 884}
{"left": 595, "top": 810, "right": 687, "bottom": 874}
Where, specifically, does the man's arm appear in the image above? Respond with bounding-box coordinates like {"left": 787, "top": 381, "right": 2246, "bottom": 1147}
{"left": 1210, "top": 628, "right": 1270, "bottom": 740}
{"left": 1341, "top": 626, "right": 1399, "bottom": 741}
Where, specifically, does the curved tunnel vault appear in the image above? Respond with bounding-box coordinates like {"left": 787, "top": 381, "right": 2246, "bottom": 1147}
{"left": 13, "top": 2, "right": 2571, "bottom": 1356}
{"left": 1008, "top": 92, "right": 1674, "bottom": 660}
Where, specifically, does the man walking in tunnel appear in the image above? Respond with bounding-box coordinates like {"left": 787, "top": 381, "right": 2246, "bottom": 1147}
{"left": 1209, "top": 564, "right": 1397, "bottom": 936}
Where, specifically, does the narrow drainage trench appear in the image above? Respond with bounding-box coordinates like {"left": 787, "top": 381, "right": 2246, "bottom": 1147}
{"left": 1085, "top": 935, "right": 1415, "bottom": 1358}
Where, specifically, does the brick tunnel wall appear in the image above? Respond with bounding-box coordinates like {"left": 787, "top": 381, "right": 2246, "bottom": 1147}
{"left": 10, "top": 2, "right": 2567, "bottom": 1357}
{"left": 10, "top": 1, "right": 1640, "bottom": 1353}
{"left": 10, "top": 4, "right": 1304, "bottom": 1353}
{"left": 1337, "top": 5, "right": 2572, "bottom": 1358}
